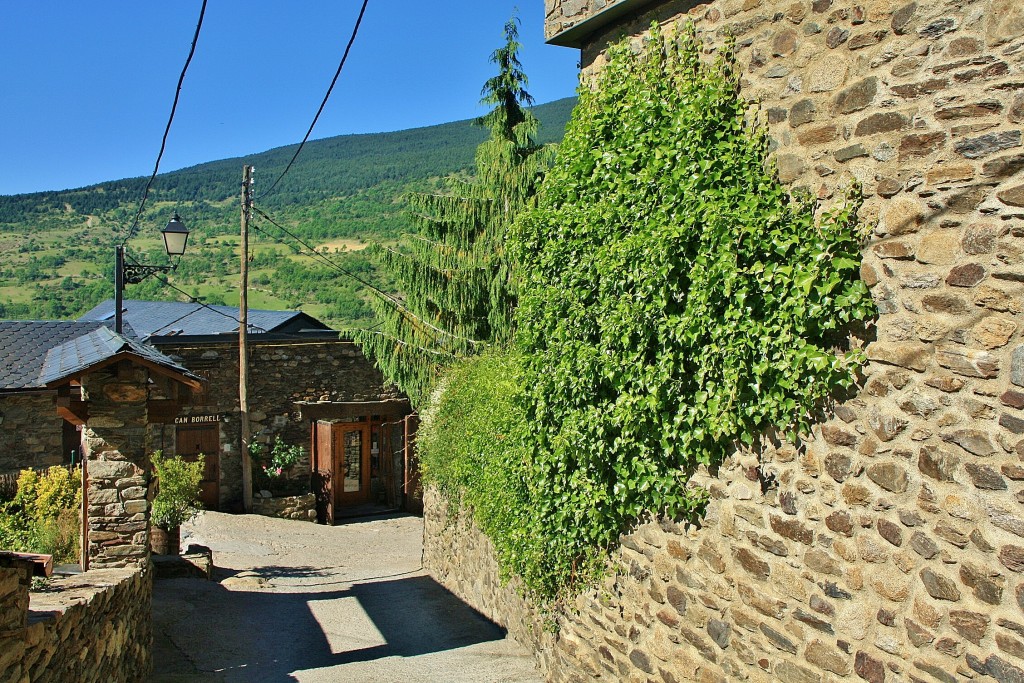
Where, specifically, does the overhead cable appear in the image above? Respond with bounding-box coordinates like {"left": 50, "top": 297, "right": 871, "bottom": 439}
{"left": 145, "top": 269, "right": 269, "bottom": 334}
{"left": 121, "top": 0, "right": 209, "bottom": 247}
{"left": 250, "top": 207, "right": 484, "bottom": 347}
{"left": 258, "top": 0, "right": 370, "bottom": 200}
{"left": 252, "top": 206, "right": 394, "bottom": 303}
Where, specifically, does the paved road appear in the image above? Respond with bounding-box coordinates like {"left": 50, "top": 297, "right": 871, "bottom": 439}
{"left": 151, "top": 511, "right": 541, "bottom": 683}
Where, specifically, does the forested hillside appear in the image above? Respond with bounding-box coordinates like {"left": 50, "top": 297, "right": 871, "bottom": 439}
{"left": 0, "top": 97, "right": 574, "bottom": 325}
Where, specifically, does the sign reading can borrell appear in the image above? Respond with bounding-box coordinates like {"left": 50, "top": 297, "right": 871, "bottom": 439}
{"left": 174, "top": 414, "right": 222, "bottom": 425}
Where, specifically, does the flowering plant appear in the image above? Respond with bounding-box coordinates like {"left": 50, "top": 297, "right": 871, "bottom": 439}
{"left": 260, "top": 437, "right": 304, "bottom": 479}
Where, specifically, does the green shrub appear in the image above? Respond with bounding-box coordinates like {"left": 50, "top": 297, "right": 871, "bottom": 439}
{"left": 28, "top": 466, "right": 80, "bottom": 521}
{"left": 11, "top": 469, "right": 39, "bottom": 513}
{"left": 252, "top": 438, "right": 309, "bottom": 496}
{"left": 0, "top": 509, "right": 30, "bottom": 553}
{"left": 151, "top": 452, "right": 203, "bottom": 530}
{"left": 262, "top": 437, "right": 305, "bottom": 478}
{"left": 419, "top": 351, "right": 534, "bottom": 583}
{"left": 1, "top": 466, "right": 82, "bottom": 563}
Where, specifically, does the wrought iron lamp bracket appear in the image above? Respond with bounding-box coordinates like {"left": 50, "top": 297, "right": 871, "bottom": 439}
{"left": 122, "top": 263, "right": 174, "bottom": 285}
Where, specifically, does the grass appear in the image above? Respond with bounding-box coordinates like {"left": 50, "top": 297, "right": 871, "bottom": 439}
{"left": 318, "top": 238, "right": 369, "bottom": 252}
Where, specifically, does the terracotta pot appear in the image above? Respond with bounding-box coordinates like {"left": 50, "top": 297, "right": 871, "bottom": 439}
{"left": 150, "top": 526, "right": 181, "bottom": 556}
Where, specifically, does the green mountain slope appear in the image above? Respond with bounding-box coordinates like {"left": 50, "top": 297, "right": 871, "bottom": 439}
{"left": 0, "top": 97, "right": 576, "bottom": 325}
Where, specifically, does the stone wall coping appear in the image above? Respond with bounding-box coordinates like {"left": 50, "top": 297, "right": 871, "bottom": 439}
{"left": 28, "top": 567, "right": 141, "bottom": 618}
{"left": 547, "top": 0, "right": 663, "bottom": 47}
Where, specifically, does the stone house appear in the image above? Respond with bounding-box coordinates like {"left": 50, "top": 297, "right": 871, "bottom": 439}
{"left": 0, "top": 321, "right": 202, "bottom": 570}
{"left": 0, "top": 321, "right": 195, "bottom": 476}
{"left": 0, "top": 320, "right": 111, "bottom": 475}
{"left": 79, "top": 300, "right": 412, "bottom": 518}
{"left": 423, "top": 2, "right": 1024, "bottom": 682}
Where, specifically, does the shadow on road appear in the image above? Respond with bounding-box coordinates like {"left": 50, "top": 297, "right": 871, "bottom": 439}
{"left": 153, "top": 571, "right": 510, "bottom": 682}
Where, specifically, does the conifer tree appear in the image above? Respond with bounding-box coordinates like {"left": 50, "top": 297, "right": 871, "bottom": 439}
{"left": 354, "top": 17, "right": 550, "bottom": 406}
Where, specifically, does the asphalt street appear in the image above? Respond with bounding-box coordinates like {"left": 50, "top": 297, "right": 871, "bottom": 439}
{"left": 150, "top": 511, "right": 541, "bottom": 683}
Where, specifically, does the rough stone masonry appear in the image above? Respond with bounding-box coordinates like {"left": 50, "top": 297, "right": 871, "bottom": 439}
{"left": 425, "top": 0, "right": 1024, "bottom": 681}
{"left": 82, "top": 363, "right": 154, "bottom": 569}
{"left": 0, "top": 556, "right": 150, "bottom": 683}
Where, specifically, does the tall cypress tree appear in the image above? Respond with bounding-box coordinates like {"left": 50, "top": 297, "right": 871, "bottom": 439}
{"left": 355, "top": 17, "right": 550, "bottom": 406}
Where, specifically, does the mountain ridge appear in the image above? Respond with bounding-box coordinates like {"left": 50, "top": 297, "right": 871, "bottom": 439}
{"left": 0, "top": 97, "right": 576, "bottom": 222}
{"left": 0, "top": 96, "right": 577, "bottom": 326}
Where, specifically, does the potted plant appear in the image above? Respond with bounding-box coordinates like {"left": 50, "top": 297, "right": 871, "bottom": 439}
{"left": 150, "top": 452, "right": 203, "bottom": 556}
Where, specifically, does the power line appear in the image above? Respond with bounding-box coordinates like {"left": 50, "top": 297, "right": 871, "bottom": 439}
{"left": 121, "top": 0, "right": 210, "bottom": 247}
{"left": 250, "top": 206, "right": 484, "bottom": 348}
{"left": 143, "top": 269, "right": 270, "bottom": 334}
{"left": 258, "top": 0, "right": 370, "bottom": 200}
{"left": 251, "top": 206, "right": 393, "bottom": 302}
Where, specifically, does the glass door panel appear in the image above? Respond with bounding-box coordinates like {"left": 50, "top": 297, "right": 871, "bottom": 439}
{"left": 343, "top": 429, "right": 362, "bottom": 493}
{"left": 334, "top": 423, "right": 371, "bottom": 507}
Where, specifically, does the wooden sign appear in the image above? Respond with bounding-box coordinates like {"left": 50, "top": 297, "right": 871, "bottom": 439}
{"left": 174, "top": 414, "right": 222, "bottom": 425}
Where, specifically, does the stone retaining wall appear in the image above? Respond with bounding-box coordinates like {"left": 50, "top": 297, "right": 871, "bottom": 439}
{"left": 0, "top": 557, "right": 32, "bottom": 683}
{"left": 423, "top": 488, "right": 552, "bottom": 662}
{"left": 0, "top": 562, "right": 151, "bottom": 683}
{"left": 252, "top": 492, "right": 317, "bottom": 522}
{"left": 424, "top": 1, "right": 1024, "bottom": 682}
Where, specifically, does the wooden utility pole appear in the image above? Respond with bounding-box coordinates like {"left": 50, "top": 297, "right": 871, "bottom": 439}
{"left": 240, "top": 165, "right": 254, "bottom": 513}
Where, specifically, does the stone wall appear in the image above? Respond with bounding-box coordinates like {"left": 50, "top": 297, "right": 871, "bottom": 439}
{"left": 423, "top": 1, "right": 1024, "bottom": 682}
{"left": 82, "top": 364, "right": 154, "bottom": 569}
{"left": 155, "top": 339, "right": 400, "bottom": 509}
{"left": 0, "top": 563, "right": 151, "bottom": 683}
{"left": 0, "top": 557, "right": 32, "bottom": 682}
{"left": 252, "top": 492, "right": 318, "bottom": 521}
{"left": 0, "top": 393, "right": 64, "bottom": 475}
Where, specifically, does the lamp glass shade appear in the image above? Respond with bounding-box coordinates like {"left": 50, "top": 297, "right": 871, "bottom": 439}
{"left": 162, "top": 214, "right": 189, "bottom": 256}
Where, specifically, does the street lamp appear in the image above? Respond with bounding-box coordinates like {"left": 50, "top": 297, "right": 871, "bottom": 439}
{"left": 161, "top": 214, "right": 190, "bottom": 256}
{"left": 115, "top": 213, "right": 191, "bottom": 334}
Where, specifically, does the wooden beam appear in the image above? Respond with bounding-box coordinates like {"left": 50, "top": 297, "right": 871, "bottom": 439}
{"left": 297, "top": 399, "right": 412, "bottom": 422}
{"left": 55, "top": 389, "right": 89, "bottom": 426}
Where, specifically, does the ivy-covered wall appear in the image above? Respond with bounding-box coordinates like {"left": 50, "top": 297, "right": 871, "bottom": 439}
{"left": 425, "top": 0, "right": 1024, "bottom": 681}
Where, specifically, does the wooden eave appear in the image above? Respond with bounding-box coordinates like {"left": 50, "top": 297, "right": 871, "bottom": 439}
{"left": 297, "top": 398, "right": 412, "bottom": 422}
{"left": 43, "top": 351, "right": 203, "bottom": 392}
{"left": 55, "top": 384, "right": 88, "bottom": 426}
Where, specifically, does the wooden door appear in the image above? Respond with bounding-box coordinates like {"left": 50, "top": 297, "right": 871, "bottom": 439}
{"left": 333, "top": 422, "right": 371, "bottom": 507}
{"left": 312, "top": 421, "right": 335, "bottom": 524}
{"left": 176, "top": 425, "right": 220, "bottom": 510}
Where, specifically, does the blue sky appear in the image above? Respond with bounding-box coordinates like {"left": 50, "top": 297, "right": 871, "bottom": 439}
{"left": 0, "top": 2, "right": 580, "bottom": 196}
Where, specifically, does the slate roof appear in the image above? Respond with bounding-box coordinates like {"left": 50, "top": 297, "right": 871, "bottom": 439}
{"left": 0, "top": 321, "right": 108, "bottom": 390}
{"left": 0, "top": 321, "right": 197, "bottom": 391}
{"left": 78, "top": 300, "right": 331, "bottom": 340}
{"left": 39, "top": 326, "right": 198, "bottom": 387}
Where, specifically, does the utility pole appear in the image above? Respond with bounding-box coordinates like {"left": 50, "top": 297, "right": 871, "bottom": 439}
{"left": 240, "top": 165, "right": 254, "bottom": 513}
{"left": 114, "top": 245, "right": 125, "bottom": 334}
